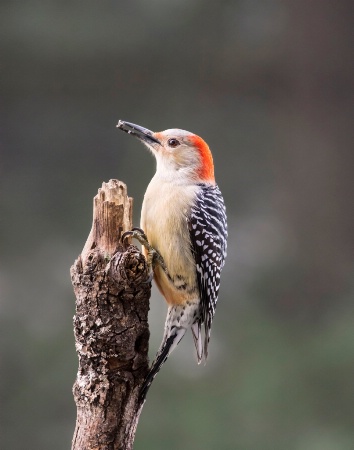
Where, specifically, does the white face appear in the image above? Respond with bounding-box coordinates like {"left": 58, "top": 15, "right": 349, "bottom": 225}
{"left": 144, "top": 129, "right": 203, "bottom": 183}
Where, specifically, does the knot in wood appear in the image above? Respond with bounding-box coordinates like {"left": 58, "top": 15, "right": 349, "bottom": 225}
{"left": 108, "top": 245, "right": 149, "bottom": 286}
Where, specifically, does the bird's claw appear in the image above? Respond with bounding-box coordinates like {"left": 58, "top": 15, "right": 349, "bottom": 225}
{"left": 131, "top": 226, "right": 146, "bottom": 236}
{"left": 121, "top": 227, "right": 150, "bottom": 247}
{"left": 121, "top": 230, "right": 134, "bottom": 243}
{"left": 121, "top": 227, "right": 169, "bottom": 277}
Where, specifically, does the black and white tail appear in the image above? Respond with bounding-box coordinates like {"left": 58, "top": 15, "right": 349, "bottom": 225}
{"left": 138, "top": 302, "right": 198, "bottom": 403}
{"left": 139, "top": 327, "right": 185, "bottom": 403}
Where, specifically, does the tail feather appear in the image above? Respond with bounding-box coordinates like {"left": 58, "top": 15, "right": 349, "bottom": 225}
{"left": 139, "top": 302, "right": 199, "bottom": 404}
{"left": 203, "top": 315, "right": 212, "bottom": 361}
{"left": 139, "top": 327, "right": 186, "bottom": 403}
{"left": 191, "top": 321, "right": 203, "bottom": 364}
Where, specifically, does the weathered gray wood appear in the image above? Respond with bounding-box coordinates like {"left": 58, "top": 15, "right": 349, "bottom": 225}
{"left": 71, "top": 179, "right": 150, "bottom": 450}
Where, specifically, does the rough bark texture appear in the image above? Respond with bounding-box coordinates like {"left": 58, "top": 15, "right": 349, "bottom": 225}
{"left": 71, "top": 179, "right": 150, "bottom": 450}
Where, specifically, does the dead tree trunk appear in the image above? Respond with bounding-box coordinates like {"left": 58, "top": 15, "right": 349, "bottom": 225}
{"left": 70, "top": 179, "right": 150, "bottom": 450}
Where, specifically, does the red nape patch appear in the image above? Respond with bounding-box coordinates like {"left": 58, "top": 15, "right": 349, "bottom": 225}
{"left": 189, "top": 135, "right": 215, "bottom": 183}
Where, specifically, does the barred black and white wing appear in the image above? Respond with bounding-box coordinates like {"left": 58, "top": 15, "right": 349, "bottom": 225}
{"left": 188, "top": 184, "right": 227, "bottom": 362}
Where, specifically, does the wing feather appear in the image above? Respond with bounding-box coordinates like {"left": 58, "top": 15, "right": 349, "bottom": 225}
{"left": 188, "top": 184, "right": 227, "bottom": 360}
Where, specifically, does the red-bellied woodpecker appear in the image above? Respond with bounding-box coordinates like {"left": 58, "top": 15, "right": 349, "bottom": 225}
{"left": 117, "top": 120, "right": 227, "bottom": 402}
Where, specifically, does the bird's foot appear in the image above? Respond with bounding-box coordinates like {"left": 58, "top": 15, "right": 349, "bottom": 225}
{"left": 121, "top": 227, "right": 169, "bottom": 279}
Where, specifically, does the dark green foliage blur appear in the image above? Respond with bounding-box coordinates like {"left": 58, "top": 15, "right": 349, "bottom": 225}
{"left": 1, "top": 1, "right": 353, "bottom": 449}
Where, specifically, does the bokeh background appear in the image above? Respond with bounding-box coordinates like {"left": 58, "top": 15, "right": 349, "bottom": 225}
{"left": 1, "top": 1, "right": 353, "bottom": 449}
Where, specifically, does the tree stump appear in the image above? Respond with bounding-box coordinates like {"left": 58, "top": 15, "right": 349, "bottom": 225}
{"left": 70, "top": 179, "right": 150, "bottom": 450}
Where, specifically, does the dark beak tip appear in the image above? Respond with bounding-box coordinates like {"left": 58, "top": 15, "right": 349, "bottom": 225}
{"left": 116, "top": 120, "right": 161, "bottom": 145}
{"left": 116, "top": 120, "right": 125, "bottom": 129}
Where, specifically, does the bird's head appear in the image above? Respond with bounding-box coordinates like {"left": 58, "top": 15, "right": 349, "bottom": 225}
{"left": 117, "top": 120, "right": 215, "bottom": 185}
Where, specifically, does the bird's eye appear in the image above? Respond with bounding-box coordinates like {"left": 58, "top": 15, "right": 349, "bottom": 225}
{"left": 167, "top": 138, "right": 180, "bottom": 148}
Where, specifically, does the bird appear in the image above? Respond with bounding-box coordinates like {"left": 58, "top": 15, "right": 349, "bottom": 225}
{"left": 117, "top": 120, "right": 227, "bottom": 402}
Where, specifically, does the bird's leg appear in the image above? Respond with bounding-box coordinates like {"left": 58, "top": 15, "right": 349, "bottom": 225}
{"left": 121, "top": 227, "right": 169, "bottom": 279}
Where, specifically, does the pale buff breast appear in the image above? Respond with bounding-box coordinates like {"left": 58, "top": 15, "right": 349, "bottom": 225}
{"left": 140, "top": 177, "right": 199, "bottom": 305}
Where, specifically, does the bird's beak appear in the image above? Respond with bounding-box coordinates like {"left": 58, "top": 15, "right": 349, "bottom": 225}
{"left": 116, "top": 120, "right": 161, "bottom": 146}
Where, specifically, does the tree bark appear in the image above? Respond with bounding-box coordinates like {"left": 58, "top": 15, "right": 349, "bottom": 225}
{"left": 70, "top": 179, "right": 150, "bottom": 450}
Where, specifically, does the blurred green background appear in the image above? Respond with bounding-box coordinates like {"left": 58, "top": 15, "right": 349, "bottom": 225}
{"left": 1, "top": 1, "right": 353, "bottom": 449}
